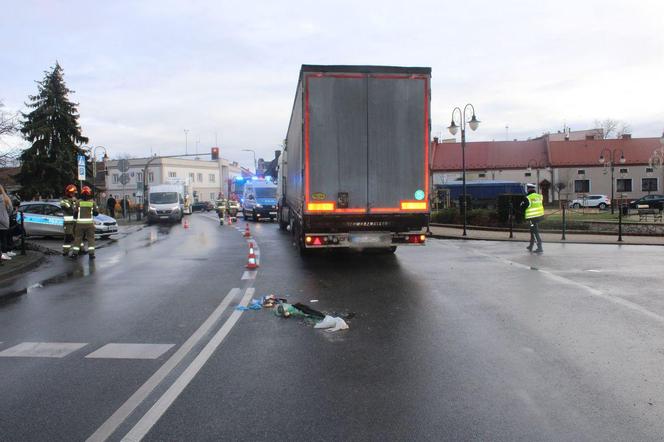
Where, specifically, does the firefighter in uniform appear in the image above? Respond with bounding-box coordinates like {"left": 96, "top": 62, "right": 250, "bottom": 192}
{"left": 60, "top": 184, "right": 78, "bottom": 256}
{"left": 521, "top": 183, "right": 545, "bottom": 254}
{"left": 72, "top": 186, "right": 99, "bottom": 259}
{"left": 217, "top": 195, "right": 227, "bottom": 225}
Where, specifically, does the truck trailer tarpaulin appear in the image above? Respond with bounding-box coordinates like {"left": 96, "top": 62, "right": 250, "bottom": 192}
{"left": 278, "top": 65, "right": 432, "bottom": 253}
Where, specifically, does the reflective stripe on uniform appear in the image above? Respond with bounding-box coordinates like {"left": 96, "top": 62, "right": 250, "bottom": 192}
{"left": 525, "top": 193, "right": 545, "bottom": 219}
{"left": 88, "top": 247, "right": 95, "bottom": 250}
{"left": 64, "top": 216, "right": 75, "bottom": 222}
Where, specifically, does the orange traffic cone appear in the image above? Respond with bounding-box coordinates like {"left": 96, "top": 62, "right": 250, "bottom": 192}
{"left": 243, "top": 223, "right": 251, "bottom": 237}
{"left": 183, "top": 218, "right": 190, "bottom": 229}
{"left": 246, "top": 242, "right": 258, "bottom": 269}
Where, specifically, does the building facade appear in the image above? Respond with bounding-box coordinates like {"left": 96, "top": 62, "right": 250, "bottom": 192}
{"left": 104, "top": 157, "right": 244, "bottom": 203}
{"left": 431, "top": 135, "right": 664, "bottom": 205}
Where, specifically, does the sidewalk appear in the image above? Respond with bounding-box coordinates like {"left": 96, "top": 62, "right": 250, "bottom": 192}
{"left": 429, "top": 224, "right": 664, "bottom": 246}
{"left": 0, "top": 251, "right": 46, "bottom": 282}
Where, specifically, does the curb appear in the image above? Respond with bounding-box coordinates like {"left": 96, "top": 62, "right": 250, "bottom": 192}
{"left": 0, "top": 251, "right": 47, "bottom": 285}
{"left": 428, "top": 233, "right": 664, "bottom": 246}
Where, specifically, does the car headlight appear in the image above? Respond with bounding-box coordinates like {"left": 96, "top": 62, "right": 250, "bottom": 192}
{"left": 256, "top": 204, "right": 263, "bottom": 208}
{"left": 172, "top": 207, "right": 180, "bottom": 213}
{"left": 149, "top": 206, "right": 157, "bottom": 212}
{"left": 94, "top": 220, "right": 102, "bottom": 225}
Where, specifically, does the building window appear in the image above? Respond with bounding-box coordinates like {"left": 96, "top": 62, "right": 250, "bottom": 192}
{"left": 642, "top": 178, "right": 658, "bottom": 192}
{"left": 616, "top": 178, "right": 632, "bottom": 192}
{"left": 646, "top": 167, "right": 654, "bottom": 174}
{"left": 137, "top": 172, "right": 143, "bottom": 183}
{"left": 168, "top": 171, "right": 176, "bottom": 178}
{"left": 112, "top": 174, "right": 119, "bottom": 184}
{"left": 209, "top": 173, "right": 216, "bottom": 182}
{"left": 574, "top": 179, "right": 590, "bottom": 193}
{"left": 210, "top": 192, "right": 215, "bottom": 201}
{"left": 577, "top": 169, "right": 586, "bottom": 175}
{"left": 524, "top": 172, "right": 532, "bottom": 177}
{"left": 197, "top": 173, "right": 203, "bottom": 182}
{"left": 148, "top": 172, "right": 154, "bottom": 183}
{"left": 189, "top": 172, "right": 195, "bottom": 181}
{"left": 619, "top": 168, "right": 629, "bottom": 174}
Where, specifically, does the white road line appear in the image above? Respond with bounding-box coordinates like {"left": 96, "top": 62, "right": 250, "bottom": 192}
{"left": 241, "top": 271, "right": 257, "bottom": 280}
{"left": 464, "top": 245, "right": 664, "bottom": 326}
{"left": 121, "top": 288, "right": 254, "bottom": 442}
{"left": 87, "top": 288, "right": 241, "bottom": 442}
{"left": 85, "top": 344, "right": 175, "bottom": 360}
{"left": 0, "top": 342, "right": 87, "bottom": 358}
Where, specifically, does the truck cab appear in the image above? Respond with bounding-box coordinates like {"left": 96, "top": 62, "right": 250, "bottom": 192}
{"left": 242, "top": 179, "right": 278, "bottom": 222}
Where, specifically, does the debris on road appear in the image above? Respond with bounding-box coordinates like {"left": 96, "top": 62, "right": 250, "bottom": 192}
{"left": 314, "top": 315, "right": 349, "bottom": 332}
{"left": 235, "top": 299, "right": 262, "bottom": 311}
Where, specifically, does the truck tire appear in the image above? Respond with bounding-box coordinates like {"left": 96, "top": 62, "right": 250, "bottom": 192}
{"left": 278, "top": 206, "right": 288, "bottom": 230}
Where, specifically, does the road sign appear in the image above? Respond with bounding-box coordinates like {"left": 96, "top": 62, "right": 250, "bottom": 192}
{"left": 119, "top": 173, "right": 130, "bottom": 185}
{"left": 118, "top": 159, "right": 130, "bottom": 173}
{"left": 77, "top": 155, "right": 86, "bottom": 180}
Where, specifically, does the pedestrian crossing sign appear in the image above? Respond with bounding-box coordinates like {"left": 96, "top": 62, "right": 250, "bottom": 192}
{"left": 77, "top": 155, "right": 86, "bottom": 181}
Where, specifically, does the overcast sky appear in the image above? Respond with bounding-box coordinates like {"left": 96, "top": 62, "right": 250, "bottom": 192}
{"left": 1, "top": 0, "right": 663, "bottom": 166}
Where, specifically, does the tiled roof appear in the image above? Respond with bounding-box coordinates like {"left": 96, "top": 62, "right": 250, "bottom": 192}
{"left": 548, "top": 138, "right": 660, "bottom": 167}
{"left": 432, "top": 137, "right": 662, "bottom": 171}
{"left": 432, "top": 139, "right": 549, "bottom": 171}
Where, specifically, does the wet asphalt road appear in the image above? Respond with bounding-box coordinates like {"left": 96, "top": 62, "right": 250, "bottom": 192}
{"left": 1, "top": 213, "right": 664, "bottom": 441}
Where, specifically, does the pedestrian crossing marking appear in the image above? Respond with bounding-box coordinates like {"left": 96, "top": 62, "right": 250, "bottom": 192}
{"left": 0, "top": 342, "right": 87, "bottom": 358}
{"left": 85, "top": 343, "right": 175, "bottom": 360}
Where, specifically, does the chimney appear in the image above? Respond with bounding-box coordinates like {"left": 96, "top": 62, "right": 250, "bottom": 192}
{"left": 621, "top": 134, "right": 632, "bottom": 139}
{"left": 433, "top": 136, "right": 439, "bottom": 144}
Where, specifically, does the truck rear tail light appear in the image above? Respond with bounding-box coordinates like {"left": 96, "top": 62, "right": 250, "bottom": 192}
{"left": 400, "top": 201, "right": 427, "bottom": 210}
{"left": 307, "top": 202, "right": 335, "bottom": 211}
{"left": 407, "top": 234, "right": 426, "bottom": 244}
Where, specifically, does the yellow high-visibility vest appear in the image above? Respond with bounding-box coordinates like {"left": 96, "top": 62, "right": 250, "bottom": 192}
{"left": 77, "top": 200, "right": 96, "bottom": 224}
{"left": 525, "top": 193, "right": 544, "bottom": 219}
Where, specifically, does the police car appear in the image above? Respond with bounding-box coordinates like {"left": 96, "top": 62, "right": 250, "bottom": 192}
{"left": 17, "top": 201, "right": 118, "bottom": 239}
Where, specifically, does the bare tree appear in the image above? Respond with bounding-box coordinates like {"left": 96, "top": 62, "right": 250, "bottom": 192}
{"left": 593, "top": 118, "right": 631, "bottom": 139}
{"left": 0, "top": 101, "right": 21, "bottom": 167}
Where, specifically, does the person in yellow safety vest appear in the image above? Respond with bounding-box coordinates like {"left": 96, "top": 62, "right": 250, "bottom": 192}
{"left": 72, "top": 186, "right": 99, "bottom": 259}
{"left": 60, "top": 184, "right": 78, "bottom": 256}
{"left": 521, "top": 183, "right": 544, "bottom": 253}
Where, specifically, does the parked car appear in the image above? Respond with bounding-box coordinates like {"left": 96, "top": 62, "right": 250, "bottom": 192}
{"left": 17, "top": 201, "right": 118, "bottom": 239}
{"left": 191, "top": 201, "right": 214, "bottom": 212}
{"left": 628, "top": 194, "right": 664, "bottom": 210}
{"left": 569, "top": 195, "right": 611, "bottom": 209}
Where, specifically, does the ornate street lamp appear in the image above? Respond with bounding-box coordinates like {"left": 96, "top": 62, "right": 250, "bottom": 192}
{"left": 599, "top": 148, "right": 625, "bottom": 214}
{"left": 448, "top": 104, "right": 480, "bottom": 237}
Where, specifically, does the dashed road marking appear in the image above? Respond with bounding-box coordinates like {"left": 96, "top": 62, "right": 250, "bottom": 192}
{"left": 85, "top": 343, "right": 175, "bottom": 360}
{"left": 0, "top": 342, "right": 88, "bottom": 358}
{"left": 121, "top": 288, "right": 255, "bottom": 442}
{"left": 241, "top": 271, "right": 257, "bottom": 280}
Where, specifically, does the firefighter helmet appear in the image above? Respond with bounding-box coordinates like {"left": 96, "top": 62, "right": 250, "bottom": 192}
{"left": 65, "top": 184, "right": 78, "bottom": 196}
{"left": 81, "top": 186, "right": 92, "bottom": 196}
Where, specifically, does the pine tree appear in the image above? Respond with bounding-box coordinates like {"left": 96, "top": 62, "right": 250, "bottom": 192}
{"left": 17, "top": 62, "right": 88, "bottom": 199}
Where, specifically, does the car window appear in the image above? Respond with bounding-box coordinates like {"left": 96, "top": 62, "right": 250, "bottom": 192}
{"left": 43, "top": 204, "right": 64, "bottom": 216}
{"left": 589, "top": 196, "right": 600, "bottom": 200}
{"left": 22, "top": 204, "right": 45, "bottom": 214}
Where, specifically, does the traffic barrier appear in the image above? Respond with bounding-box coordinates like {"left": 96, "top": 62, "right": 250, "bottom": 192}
{"left": 184, "top": 218, "right": 190, "bottom": 229}
{"left": 243, "top": 223, "right": 251, "bottom": 237}
{"left": 246, "top": 241, "right": 258, "bottom": 269}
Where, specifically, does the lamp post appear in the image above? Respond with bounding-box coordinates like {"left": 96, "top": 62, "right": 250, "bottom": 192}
{"left": 527, "top": 159, "right": 544, "bottom": 194}
{"left": 91, "top": 145, "right": 109, "bottom": 200}
{"left": 598, "top": 148, "right": 626, "bottom": 214}
{"left": 184, "top": 129, "right": 189, "bottom": 155}
{"left": 242, "top": 149, "right": 257, "bottom": 173}
{"left": 448, "top": 104, "right": 480, "bottom": 237}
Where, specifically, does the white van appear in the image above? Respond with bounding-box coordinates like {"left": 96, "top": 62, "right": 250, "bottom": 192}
{"left": 147, "top": 184, "right": 185, "bottom": 223}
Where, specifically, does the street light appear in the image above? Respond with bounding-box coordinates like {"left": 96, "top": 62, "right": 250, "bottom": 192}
{"left": 448, "top": 104, "right": 480, "bottom": 237}
{"left": 184, "top": 129, "right": 189, "bottom": 155}
{"left": 527, "top": 159, "right": 544, "bottom": 194}
{"left": 598, "top": 148, "right": 626, "bottom": 214}
{"left": 242, "top": 149, "right": 257, "bottom": 173}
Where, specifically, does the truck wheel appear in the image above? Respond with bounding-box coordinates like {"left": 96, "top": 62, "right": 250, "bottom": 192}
{"left": 573, "top": 203, "right": 581, "bottom": 209}
{"left": 278, "top": 207, "right": 288, "bottom": 231}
